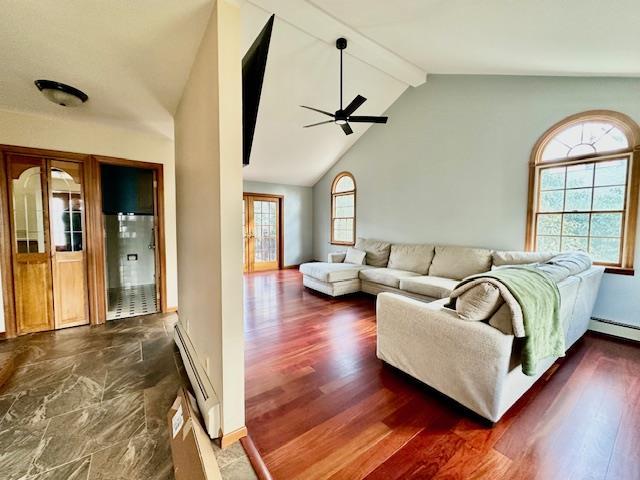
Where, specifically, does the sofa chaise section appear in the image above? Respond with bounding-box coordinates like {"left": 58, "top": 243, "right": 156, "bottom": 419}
{"left": 299, "top": 261, "right": 372, "bottom": 297}
{"left": 300, "top": 240, "right": 493, "bottom": 301}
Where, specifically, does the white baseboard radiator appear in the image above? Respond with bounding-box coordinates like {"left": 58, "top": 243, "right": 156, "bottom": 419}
{"left": 174, "top": 322, "right": 221, "bottom": 438}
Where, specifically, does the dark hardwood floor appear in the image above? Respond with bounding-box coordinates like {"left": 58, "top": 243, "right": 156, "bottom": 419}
{"left": 244, "top": 269, "right": 640, "bottom": 480}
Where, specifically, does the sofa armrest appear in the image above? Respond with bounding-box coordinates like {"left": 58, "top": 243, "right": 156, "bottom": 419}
{"left": 328, "top": 252, "right": 346, "bottom": 263}
{"left": 377, "top": 293, "right": 513, "bottom": 360}
{"left": 376, "top": 292, "right": 515, "bottom": 421}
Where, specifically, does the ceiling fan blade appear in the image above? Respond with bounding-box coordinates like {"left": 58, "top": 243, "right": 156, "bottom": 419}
{"left": 348, "top": 116, "right": 388, "bottom": 124}
{"left": 343, "top": 95, "right": 366, "bottom": 116}
{"left": 341, "top": 123, "right": 353, "bottom": 135}
{"left": 303, "top": 120, "right": 334, "bottom": 128}
{"left": 300, "top": 105, "right": 334, "bottom": 117}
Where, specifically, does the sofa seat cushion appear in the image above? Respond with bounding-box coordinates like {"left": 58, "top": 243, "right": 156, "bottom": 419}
{"left": 399, "top": 276, "right": 459, "bottom": 299}
{"left": 354, "top": 238, "right": 392, "bottom": 267}
{"left": 359, "top": 268, "right": 420, "bottom": 288}
{"left": 299, "top": 262, "right": 371, "bottom": 283}
{"left": 429, "top": 246, "right": 493, "bottom": 280}
{"left": 387, "top": 244, "right": 435, "bottom": 274}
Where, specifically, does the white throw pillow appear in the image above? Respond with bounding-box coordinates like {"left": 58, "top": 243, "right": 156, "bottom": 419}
{"left": 457, "top": 283, "right": 504, "bottom": 321}
{"left": 344, "top": 247, "right": 366, "bottom": 265}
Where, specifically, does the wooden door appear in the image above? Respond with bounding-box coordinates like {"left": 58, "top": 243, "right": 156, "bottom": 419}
{"left": 48, "top": 160, "right": 89, "bottom": 328}
{"left": 7, "top": 155, "right": 54, "bottom": 334}
{"left": 243, "top": 195, "right": 281, "bottom": 272}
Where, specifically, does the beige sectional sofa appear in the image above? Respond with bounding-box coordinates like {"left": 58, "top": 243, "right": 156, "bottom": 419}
{"left": 299, "top": 238, "right": 605, "bottom": 423}
{"left": 300, "top": 238, "right": 530, "bottom": 301}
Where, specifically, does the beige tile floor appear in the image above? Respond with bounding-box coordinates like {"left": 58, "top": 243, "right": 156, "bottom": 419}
{"left": 0, "top": 313, "right": 256, "bottom": 480}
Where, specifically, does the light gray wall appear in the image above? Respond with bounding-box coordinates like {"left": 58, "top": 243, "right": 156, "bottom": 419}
{"left": 244, "top": 181, "right": 313, "bottom": 266}
{"left": 313, "top": 75, "right": 640, "bottom": 328}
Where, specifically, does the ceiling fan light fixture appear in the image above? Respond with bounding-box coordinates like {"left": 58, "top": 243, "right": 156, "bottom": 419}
{"left": 34, "top": 80, "right": 88, "bottom": 107}
{"left": 300, "top": 37, "right": 388, "bottom": 135}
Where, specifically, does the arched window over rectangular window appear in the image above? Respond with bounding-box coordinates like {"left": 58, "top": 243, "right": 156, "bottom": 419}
{"left": 331, "top": 172, "right": 356, "bottom": 245}
{"left": 526, "top": 110, "right": 640, "bottom": 273}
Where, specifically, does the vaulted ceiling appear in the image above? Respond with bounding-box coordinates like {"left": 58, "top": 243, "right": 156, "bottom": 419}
{"left": 2, "top": 1, "right": 640, "bottom": 186}
{"left": 310, "top": 0, "right": 640, "bottom": 77}
{"left": 242, "top": 0, "right": 640, "bottom": 186}
{"left": 240, "top": 2, "right": 410, "bottom": 186}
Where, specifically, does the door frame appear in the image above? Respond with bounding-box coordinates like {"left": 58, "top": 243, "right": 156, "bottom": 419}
{"left": 0, "top": 145, "right": 168, "bottom": 337}
{"left": 91, "top": 155, "right": 166, "bottom": 324}
{"left": 243, "top": 192, "right": 284, "bottom": 272}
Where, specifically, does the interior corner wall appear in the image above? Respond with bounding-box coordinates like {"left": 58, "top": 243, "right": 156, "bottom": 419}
{"left": 243, "top": 180, "right": 313, "bottom": 266}
{"left": 0, "top": 108, "right": 179, "bottom": 333}
{"left": 313, "top": 75, "right": 640, "bottom": 328}
{"left": 174, "top": 0, "right": 244, "bottom": 435}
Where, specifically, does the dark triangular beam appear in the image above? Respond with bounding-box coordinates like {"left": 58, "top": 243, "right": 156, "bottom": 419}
{"left": 242, "top": 14, "right": 275, "bottom": 166}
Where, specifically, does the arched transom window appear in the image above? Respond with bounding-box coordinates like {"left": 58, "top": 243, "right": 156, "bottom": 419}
{"left": 527, "top": 111, "right": 640, "bottom": 272}
{"left": 331, "top": 172, "right": 356, "bottom": 245}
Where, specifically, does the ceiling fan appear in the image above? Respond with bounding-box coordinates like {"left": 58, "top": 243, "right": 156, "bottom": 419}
{"left": 301, "top": 37, "right": 388, "bottom": 135}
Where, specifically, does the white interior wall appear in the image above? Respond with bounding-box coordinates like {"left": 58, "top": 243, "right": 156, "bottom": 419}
{"left": 174, "top": 0, "right": 244, "bottom": 436}
{"left": 0, "top": 108, "right": 179, "bottom": 332}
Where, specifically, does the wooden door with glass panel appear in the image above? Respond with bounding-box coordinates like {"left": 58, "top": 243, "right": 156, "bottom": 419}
{"left": 243, "top": 195, "right": 280, "bottom": 272}
{"left": 7, "top": 154, "right": 88, "bottom": 334}
{"left": 48, "top": 160, "right": 89, "bottom": 328}
{"left": 8, "top": 155, "right": 54, "bottom": 334}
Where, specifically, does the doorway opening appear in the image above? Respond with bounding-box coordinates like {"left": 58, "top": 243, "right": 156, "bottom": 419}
{"left": 101, "top": 164, "right": 159, "bottom": 320}
{"left": 243, "top": 193, "right": 283, "bottom": 272}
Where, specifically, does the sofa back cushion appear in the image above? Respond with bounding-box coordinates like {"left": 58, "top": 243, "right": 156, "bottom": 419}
{"left": 429, "top": 245, "right": 492, "bottom": 280}
{"left": 354, "top": 238, "right": 392, "bottom": 267}
{"left": 387, "top": 244, "right": 435, "bottom": 274}
{"left": 492, "top": 250, "right": 555, "bottom": 267}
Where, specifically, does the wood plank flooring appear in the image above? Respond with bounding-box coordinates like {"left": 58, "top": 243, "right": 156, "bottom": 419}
{"left": 244, "top": 269, "right": 640, "bottom": 480}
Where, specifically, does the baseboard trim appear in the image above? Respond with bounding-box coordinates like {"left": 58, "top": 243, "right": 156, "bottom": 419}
{"left": 240, "top": 435, "right": 273, "bottom": 480}
{"left": 588, "top": 319, "right": 640, "bottom": 342}
{"left": 282, "top": 264, "right": 300, "bottom": 270}
{"left": 220, "top": 426, "right": 247, "bottom": 449}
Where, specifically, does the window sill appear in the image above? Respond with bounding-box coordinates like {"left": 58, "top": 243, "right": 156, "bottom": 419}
{"left": 330, "top": 241, "right": 355, "bottom": 247}
{"left": 604, "top": 267, "right": 635, "bottom": 276}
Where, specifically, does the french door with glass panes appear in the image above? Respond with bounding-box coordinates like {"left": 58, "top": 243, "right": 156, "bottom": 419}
{"left": 7, "top": 154, "right": 89, "bottom": 334}
{"left": 243, "top": 194, "right": 281, "bottom": 272}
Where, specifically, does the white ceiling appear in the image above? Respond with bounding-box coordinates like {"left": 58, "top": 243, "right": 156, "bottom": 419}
{"left": 310, "top": 0, "right": 640, "bottom": 76}
{"left": 0, "top": 0, "right": 213, "bottom": 138}
{"left": 3, "top": 1, "right": 640, "bottom": 186}
{"left": 241, "top": 2, "right": 408, "bottom": 186}
{"left": 244, "top": 0, "right": 640, "bottom": 186}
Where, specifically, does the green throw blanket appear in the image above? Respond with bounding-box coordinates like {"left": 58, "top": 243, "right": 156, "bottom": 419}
{"left": 455, "top": 266, "right": 563, "bottom": 376}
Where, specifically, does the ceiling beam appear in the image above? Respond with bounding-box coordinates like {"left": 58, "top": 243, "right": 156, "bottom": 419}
{"left": 244, "top": 0, "right": 427, "bottom": 87}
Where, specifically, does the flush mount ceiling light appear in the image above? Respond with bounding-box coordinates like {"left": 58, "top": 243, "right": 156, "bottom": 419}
{"left": 34, "top": 80, "right": 88, "bottom": 107}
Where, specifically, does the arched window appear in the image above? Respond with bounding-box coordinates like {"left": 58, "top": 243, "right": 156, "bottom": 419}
{"left": 527, "top": 111, "right": 640, "bottom": 272}
{"left": 331, "top": 172, "right": 356, "bottom": 245}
